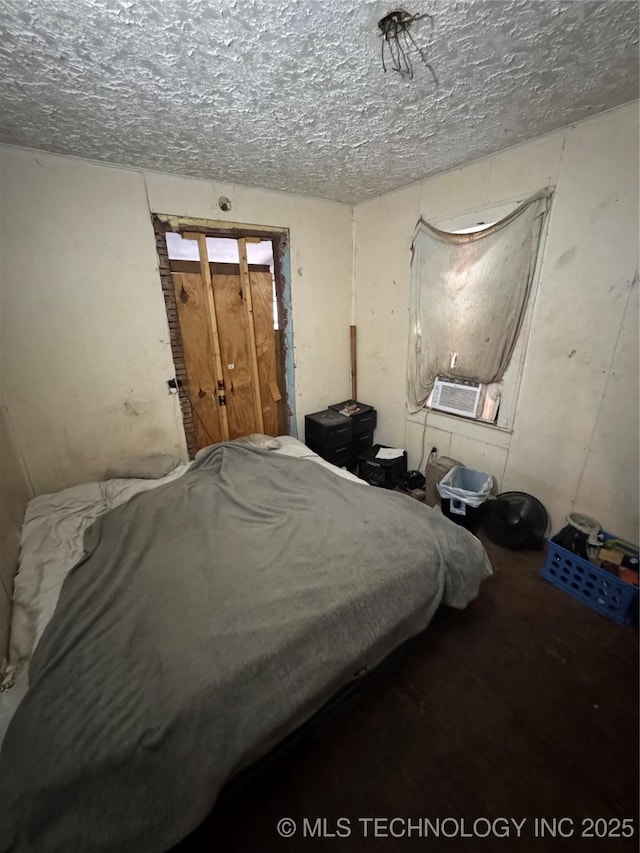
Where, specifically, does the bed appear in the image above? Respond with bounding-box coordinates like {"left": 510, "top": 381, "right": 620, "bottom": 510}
{"left": 0, "top": 435, "right": 491, "bottom": 852}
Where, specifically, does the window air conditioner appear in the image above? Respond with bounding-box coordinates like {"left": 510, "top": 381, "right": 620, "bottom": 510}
{"left": 431, "top": 377, "right": 481, "bottom": 419}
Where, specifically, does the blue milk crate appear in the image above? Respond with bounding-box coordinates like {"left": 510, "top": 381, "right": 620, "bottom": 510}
{"left": 541, "top": 534, "right": 639, "bottom": 626}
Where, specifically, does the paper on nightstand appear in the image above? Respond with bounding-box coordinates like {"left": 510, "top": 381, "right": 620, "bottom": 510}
{"left": 375, "top": 447, "right": 405, "bottom": 460}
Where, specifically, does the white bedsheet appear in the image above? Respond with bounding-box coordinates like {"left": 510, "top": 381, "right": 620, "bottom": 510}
{"left": 0, "top": 437, "right": 365, "bottom": 744}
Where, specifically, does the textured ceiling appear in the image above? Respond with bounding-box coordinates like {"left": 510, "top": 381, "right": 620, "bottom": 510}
{"left": 0, "top": 0, "right": 638, "bottom": 203}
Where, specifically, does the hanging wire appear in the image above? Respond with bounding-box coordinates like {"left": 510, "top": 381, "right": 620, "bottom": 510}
{"left": 378, "top": 9, "right": 437, "bottom": 83}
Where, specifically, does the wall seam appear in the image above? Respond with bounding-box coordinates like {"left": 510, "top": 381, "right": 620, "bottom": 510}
{"left": 142, "top": 170, "right": 152, "bottom": 213}
{"left": 350, "top": 205, "right": 356, "bottom": 326}
{"left": 570, "top": 268, "right": 638, "bottom": 516}
{"left": 350, "top": 205, "right": 357, "bottom": 400}
{"left": 1, "top": 398, "right": 35, "bottom": 498}
{"left": 500, "top": 127, "right": 569, "bottom": 500}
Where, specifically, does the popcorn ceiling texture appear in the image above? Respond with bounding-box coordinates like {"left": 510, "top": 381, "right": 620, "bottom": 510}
{"left": 0, "top": 0, "right": 638, "bottom": 203}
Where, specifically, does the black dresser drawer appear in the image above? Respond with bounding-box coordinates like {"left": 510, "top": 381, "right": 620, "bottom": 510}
{"left": 351, "top": 429, "right": 375, "bottom": 456}
{"left": 306, "top": 436, "right": 352, "bottom": 468}
{"left": 305, "top": 409, "right": 353, "bottom": 447}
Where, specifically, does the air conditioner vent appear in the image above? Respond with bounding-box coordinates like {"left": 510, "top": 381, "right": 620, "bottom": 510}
{"left": 431, "top": 378, "right": 481, "bottom": 418}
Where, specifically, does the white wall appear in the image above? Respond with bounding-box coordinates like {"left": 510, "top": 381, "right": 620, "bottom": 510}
{"left": 0, "top": 168, "right": 34, "bottom": 657}
{"left": 0, "top": 149, "right": 353, "bottom": 495}
{"left": 0, "top": 403, "right": 32, "bottom": 658}
{"left": 354, "top": 102, "right": 639, "bottom": 541}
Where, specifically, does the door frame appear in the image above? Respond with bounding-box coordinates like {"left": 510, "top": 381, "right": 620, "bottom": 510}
{"left": 152, "top": 213, "right": 297, "bottom": 458}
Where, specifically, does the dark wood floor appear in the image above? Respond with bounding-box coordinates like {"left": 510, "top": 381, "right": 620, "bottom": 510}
{"left": 175, "top": 534, "right": 639, "bottom": 852}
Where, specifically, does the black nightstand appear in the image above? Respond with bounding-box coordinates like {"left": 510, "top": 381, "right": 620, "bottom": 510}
{"left": 304, "top": 409, "right": 353, "bottom": 468}
{"left": 328, "top": 400, "right": 377, "bottom": 469}
{"left": 305, "top": 401, "right": 378, "bottom": 469}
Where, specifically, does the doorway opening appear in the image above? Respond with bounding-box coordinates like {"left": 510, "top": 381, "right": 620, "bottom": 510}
{"left": 153, "top": 215, "right": 295, "bottom": 458}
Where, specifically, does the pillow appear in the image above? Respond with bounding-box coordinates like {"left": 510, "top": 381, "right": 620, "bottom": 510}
{"left": 104, "top": 453, "right": 184, "bottom": 481}
{"left": 231, "top": 433, "right": 281, "bottom": 450}
{"left": 194, "top": 434, "right": 281, "bottom": 461}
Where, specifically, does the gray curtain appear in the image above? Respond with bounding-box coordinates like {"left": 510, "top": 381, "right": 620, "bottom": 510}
{"left": 407, "top": 190, "right": 551, "bottom": 412}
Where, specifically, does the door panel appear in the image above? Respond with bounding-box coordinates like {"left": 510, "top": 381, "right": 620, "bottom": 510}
{"left": 250, "top": 270, "right": 280, "bottom": 436}
{"left": 171, "top": 272, "right": 223, "bottom": 448}
{"left": 212, "top": 273, "right": 260, "bottom": 440}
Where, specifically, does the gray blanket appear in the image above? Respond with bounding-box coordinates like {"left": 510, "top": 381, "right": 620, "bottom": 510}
{"left": 0, "top": 444, "right": 491, "bottom": 852}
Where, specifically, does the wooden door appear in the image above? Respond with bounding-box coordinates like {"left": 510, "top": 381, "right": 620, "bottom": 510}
{"left": 171, "top": 253, "right": 281, "bottom": 450}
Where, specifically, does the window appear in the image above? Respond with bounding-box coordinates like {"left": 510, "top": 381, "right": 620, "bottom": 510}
{"left": 408, "top": 192, "right": 551, "bottom": 432}
{"left": 165, "top": 233, "right": 279, "bottom": 328}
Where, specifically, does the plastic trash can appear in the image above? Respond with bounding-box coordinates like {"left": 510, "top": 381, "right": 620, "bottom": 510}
{"left": 437, "top": 465, "right": 493, "bottom": 530}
